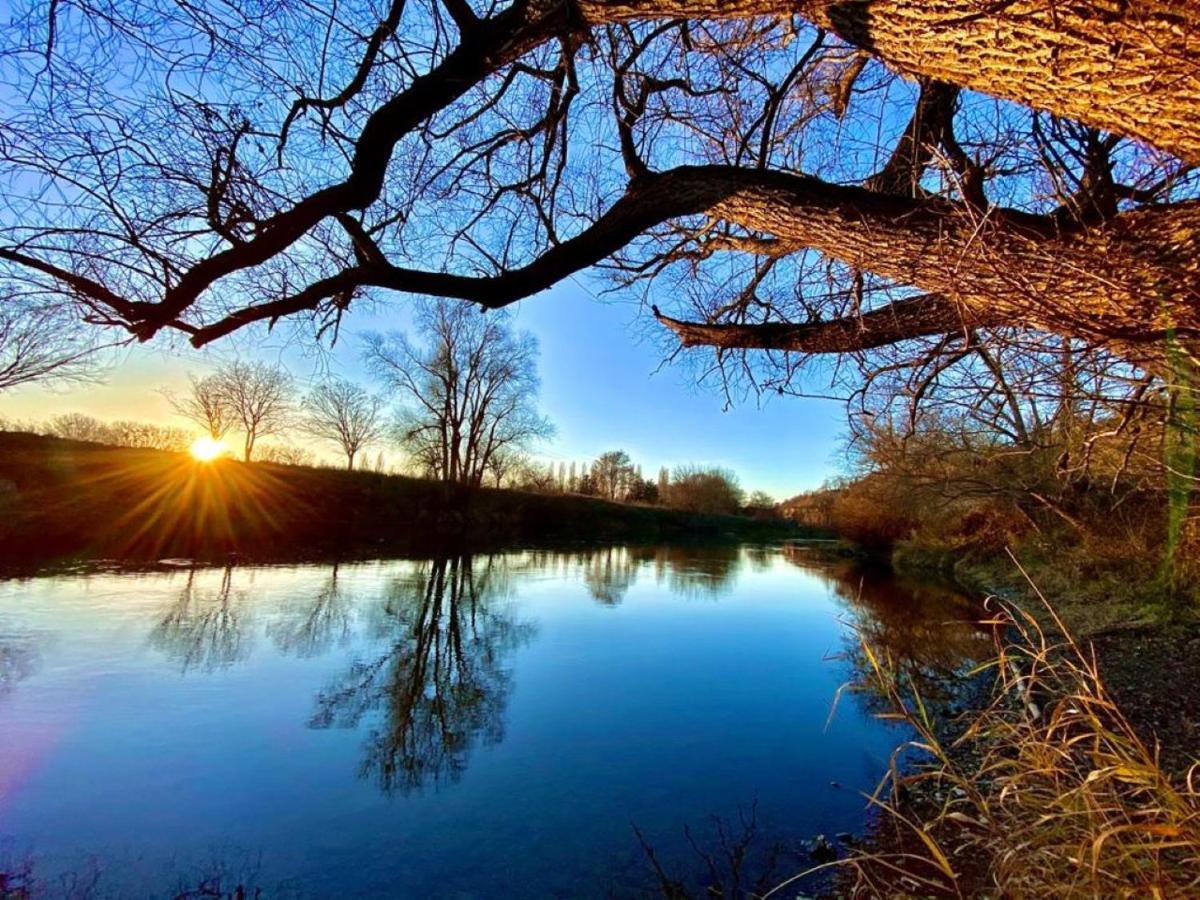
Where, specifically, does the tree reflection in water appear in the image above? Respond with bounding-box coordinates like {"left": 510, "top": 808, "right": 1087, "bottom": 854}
{"left": 524, "top": 545, "right": 744, "bottom": 606}
{"left": 148, "top": 567, "right": 253, "bottom": 674}
{"left": 0, "top": 625, "right": 39, "bottom": 698}
{"left": 310, "top": 555, "right": 533, "bottom": 795}
{"left": 651, "top": 545, "right": 741, "bottom": 599}
{"left": 581, "top": 546, "right": 639, "bottom": 605}
{"left": 784, "top": 545, "right": 993, "bottom": 715}
{"left": 268, "top": 564, "right": 354, "bottom": 658}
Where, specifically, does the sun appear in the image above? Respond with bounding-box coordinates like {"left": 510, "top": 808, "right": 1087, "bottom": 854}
{"left": 190, "top": 436, "right": 228, "bottom": 462}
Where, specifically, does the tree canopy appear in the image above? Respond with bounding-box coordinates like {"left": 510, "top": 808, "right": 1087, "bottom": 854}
{"left": 0, "top": 1, "right": 1196, "bottom": 411}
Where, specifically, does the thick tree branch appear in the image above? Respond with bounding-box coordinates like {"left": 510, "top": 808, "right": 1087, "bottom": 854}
{"left": 179, "top": 166, "right": 1200, "bottom": 360}
{"left": 653, "top": 292, "right": 989, "bottom": 353}
{"left": 145, "top": 0, "right": 578, "bottom": 336}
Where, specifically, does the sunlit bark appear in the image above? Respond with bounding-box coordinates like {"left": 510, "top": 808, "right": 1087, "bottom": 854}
{"left": 583, "top": 0, "right": 1200, "bottom": 163}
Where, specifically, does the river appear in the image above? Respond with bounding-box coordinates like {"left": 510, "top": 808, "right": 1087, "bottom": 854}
{"left": 0, "top": 543, "right": 987, "bottom": 897}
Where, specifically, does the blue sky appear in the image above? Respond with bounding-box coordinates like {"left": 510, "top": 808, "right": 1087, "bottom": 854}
{"left": 0, "top": 281, "right": 847, "bottom": 500}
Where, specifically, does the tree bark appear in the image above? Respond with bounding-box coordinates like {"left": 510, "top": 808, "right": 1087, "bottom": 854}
{"left": 582, "top": 0, "right": 1200, "bottom": 164}
{"left": 697, "top": 168, "right": 1200, "bottom": 355}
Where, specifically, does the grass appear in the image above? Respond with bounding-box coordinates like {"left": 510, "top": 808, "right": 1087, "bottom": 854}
{"left": 779, "top": 567, "right": 1200, "bottom": 898}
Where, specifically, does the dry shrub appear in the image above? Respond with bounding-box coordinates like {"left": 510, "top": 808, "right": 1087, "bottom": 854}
{"left": 774, "top": 578, "right": 1200, "bottom": 898}
{"left": 829, "top": 474, "right": 916, "bottom": 552}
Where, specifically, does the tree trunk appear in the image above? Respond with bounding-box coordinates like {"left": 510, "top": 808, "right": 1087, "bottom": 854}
{"left": 584, "top": 0, "right": 1200, "bottom": 164}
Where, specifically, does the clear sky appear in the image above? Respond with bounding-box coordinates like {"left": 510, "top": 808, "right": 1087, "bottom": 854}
{"left": 0, "top": 281, "right": 848, "bottom": 500}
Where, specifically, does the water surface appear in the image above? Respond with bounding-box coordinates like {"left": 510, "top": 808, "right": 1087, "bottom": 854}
{"left": 0, "top": 544, "right": 985, "bottom": 897}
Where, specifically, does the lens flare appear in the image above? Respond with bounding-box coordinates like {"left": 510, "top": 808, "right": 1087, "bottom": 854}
{"left": 190, "top": 436, "right": 227, "bottom": 462}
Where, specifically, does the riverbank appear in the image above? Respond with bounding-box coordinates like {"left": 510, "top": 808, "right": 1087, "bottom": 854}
{"left": 807, "top": 537, "right": 1200, "bottom": 897}
{"left": 884, "top": 541, "right": 1200, "bottom": 775}
{"left": 0, "top": 432, "right": 806, "bottom": 572}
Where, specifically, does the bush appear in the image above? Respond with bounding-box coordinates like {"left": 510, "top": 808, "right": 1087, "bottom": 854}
{"left": 47, "top": 413, "right": 191, "bottom": 451}
{"left": 663, "top": 465, "right": 744, "bottom": 515}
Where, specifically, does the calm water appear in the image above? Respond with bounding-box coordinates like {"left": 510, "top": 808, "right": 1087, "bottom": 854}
{"left": 0, "top": 544, "right": 986, "bottom": 897}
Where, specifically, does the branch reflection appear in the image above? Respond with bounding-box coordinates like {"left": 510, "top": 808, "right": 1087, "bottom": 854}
{"left": 0, "top": 625, "right": 39, "bottom": 698}
{"left": 785, "top": 545, "right": 992, "bottom": 712}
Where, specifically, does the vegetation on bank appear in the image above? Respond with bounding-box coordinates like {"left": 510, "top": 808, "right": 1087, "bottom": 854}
{"left": 0, "top": 432, "right": 804, "bottom": 570}
{"left": 807, "top": 595, "right": 1200, "bottom": 899}
{"left": 783, "top": 413, "right": 1197, "bottom": 635}
{"left": 777, "top": 411, "right": 1200, "bottom": 896}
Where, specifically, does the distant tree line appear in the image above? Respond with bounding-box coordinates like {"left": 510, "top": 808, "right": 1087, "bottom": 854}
{"left": 506, "top": 448, "right": 775, "bottom": 518}
{"left": 37, "top": 414, "right": 194, "bottom": 453}
{"left": 1, "top": 299, "right": 549, "bottom": 478}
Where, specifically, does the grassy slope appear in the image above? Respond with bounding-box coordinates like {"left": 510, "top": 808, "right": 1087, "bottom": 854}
{"left": 0, "top": 432, "right": 802, "bottom": 568}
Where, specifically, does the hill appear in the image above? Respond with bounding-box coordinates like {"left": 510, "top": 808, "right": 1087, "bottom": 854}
{"left": 0, "top": 432, "right": 803, "bottom": 570}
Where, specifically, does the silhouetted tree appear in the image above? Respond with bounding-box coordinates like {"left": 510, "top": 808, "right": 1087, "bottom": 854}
{"left": 747, "top": 491, "right": 775, "bottom": 508}
{"left": 214, "top": 361, "right": 294, "bottom": 461}
{"left": 168, "top": 374, "right": 235, "bottom": 441}
{"left": 592, "top": 450, "right": 634, "bottom": 501}
{"left": 303, "top": 377, "right": 385, "bottom": 469}
{"left": 106, "top": 420, "right": 192, "bottom": 451}
{"left": 665, "top": 466, "right": 745, "bottom": 515}
{"left": 47, "top": 413, "right": 113, "bottom": 444}
{"left": 627, "top": 478, "right": 660, "bottom": 504}
{"left": 45, "top": 413, "right": 189, "bottom": 450}
{"left": 576, "top": 470, "right": 596, "bottom": 496}
{"left": 365, "top": 301, "right": 552, "bottom": 486}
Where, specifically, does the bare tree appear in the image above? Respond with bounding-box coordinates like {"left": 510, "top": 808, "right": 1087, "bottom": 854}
{"left": 365, "top": 301, "right": 552, "bottom": 486}
{"left": 592, "top": 450, "right": 634, "bottom": 501}
{"left": 303, "top": 378, "right": 385, "bottom": 470}
{"left": 747, "top": 491, "right": 775, "bottom": 508}
{"left": 214, "top": 361, "right": 294, "bottom": 461}
{"left": 484, "top": 447, "right": 526, "bottom": 488}
{"left": 46, "top": 413, "right": 190, "bottom": 450}
{"left": 167, "top": 374, "right": 235, "bottom": 441}
{"left": 47, "top": 413, "right": 112, "bottom": 444}
{"left": 0, "top": 296, "right": 113, "bottom": 392}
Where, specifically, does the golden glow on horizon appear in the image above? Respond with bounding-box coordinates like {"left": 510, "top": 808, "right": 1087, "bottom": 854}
{"left": 189, "top": 436, "right": 227, "bottom": 462}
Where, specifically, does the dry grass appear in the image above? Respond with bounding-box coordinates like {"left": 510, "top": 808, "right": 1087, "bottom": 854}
{"left": 774, "top": 569, "right": 1200, "bottom": 898}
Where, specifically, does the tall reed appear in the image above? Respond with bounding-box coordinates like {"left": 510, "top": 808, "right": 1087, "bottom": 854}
{"left": 774, "top": 577, "right": 1200, "bottom": 898}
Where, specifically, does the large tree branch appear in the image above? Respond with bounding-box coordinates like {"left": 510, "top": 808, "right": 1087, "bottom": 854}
{"left": 181, "top": 165, "right": 1200, "bottom": 360}
{"left": 653, "top": 292, "right": 989, "bottom": 353}
{"left": 91, "top": 0, "right": 1200, "bottom": 339}
{"left": 144, "top": 0, "right": 578, "bottom": 336}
